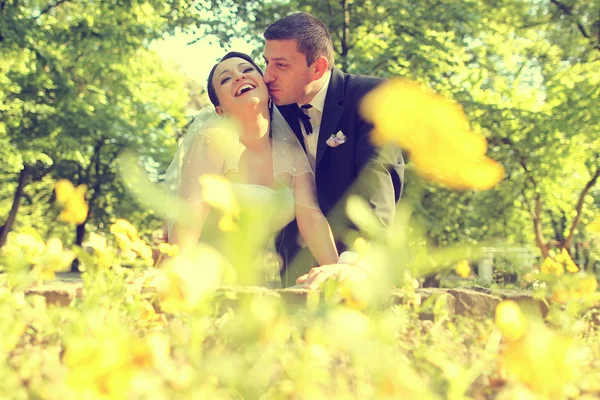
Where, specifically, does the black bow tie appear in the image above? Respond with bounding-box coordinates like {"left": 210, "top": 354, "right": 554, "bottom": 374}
{"left": 296, "top": 104, "right": 313, "bottom": 135}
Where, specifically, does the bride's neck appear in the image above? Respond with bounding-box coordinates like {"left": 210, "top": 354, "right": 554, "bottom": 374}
{"left": 238, "top": 109, "right": 270, "bottom": 152}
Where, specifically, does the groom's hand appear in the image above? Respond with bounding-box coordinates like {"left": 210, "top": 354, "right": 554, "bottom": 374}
{"left": 296, "top": 263, "right": 368, "bottom": 290}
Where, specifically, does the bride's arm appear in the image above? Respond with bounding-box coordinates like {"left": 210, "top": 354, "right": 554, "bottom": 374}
{"left": 293, "top": 172, "right": 339, "bottom": 265}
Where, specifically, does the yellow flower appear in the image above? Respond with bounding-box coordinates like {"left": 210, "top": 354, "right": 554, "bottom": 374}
{"left": 551, "top": 287, "right": 570, "bottom": 304}
{"left": 495, "top": 300, "right": 527, "bottom": 341}
{"left": 110, "top": 219, "right": 138, "bottom": 238}
{"left": 63, "top": 326, "right": 136, "bottom": 400}
{"left": 586, "top": 215, "right": 600, "bottom": 234}
{"left": 352, "top": 237, "right": 370, "bottom": 254}
{"left": 540, "top": 257, "right": 564, "bottom": 277}
{"left": 500, "top": 320, "right": 580, "bottom": 397}
{"left": 55, "top": 179, "right": 89, "bottom": 224}
{"left": 338, "top": 281, "right": 368, "bottom": 311}
{"left": 454, "top": 260, "right": 471, "bottom": 278}
{"left": 9, "top": 231, "right": 45, "bottom": 265}
{"left": 155, "top": 245, "right": 225, "bottom": 313}
{"left": 158, "top": 243, "right": 179, "bottom": 257}
{"left": 198, "top": 175, "right": 240, "bottom": 232}
{"left": 360, "top": 78, "right": 504, "bottom": 191}
{"left": 554, "top": 248, "right": 578, "bottom": 273}
{"left": 86, "top": 233, "right": 113, "bottom": 269}
{"left": 34, "top": 237, "right": 75, "bottom": 282}
{"left": 575, "top": 274, "right": 598, "bottom": 296}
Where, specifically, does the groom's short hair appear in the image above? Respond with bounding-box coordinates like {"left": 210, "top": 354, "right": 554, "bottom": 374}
{"left": 264, "top": 12, "right": 335, "bottom": 69}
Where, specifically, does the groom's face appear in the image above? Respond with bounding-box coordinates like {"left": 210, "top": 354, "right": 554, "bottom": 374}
{"left": 263, "top": 40, "right": 313, "bottom": 106}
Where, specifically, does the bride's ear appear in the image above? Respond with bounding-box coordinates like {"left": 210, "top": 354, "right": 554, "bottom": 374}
{"left": 215, "top": 106, "right": 225, "bottom": 117}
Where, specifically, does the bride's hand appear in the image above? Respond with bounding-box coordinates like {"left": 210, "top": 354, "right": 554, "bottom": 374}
{"left": 296, "top": 263, "right": 368, "bottom": 290}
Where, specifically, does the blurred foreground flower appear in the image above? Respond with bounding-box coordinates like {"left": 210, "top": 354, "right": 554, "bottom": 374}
{"left": 554, "top": 248, "right": 578, "bottom": 273}
{"left": 360, "top": 78, "right": 504, "bottom": 190}
{"left": 153, "top": 244, "right": 226, "bottom": 313}
{"left": 158, "top": 242, "right": 179, "bottom": 257}
{"left": 110, "top": 219, "right": 153, "bottom": 263}
{"left": 586, "top": 215, "right": 600, "bottom": 234}
{"left": 495, "top": 300, "right": 527, "bottom": 341}
{"left": 63, "top": 325, "right": 170, "bottom": 400}
{"left": 454, "top": 260, "right": 471, "bottom": 278}
{"left": 551, "top": 273, "right": 598, "bottom": 304}
{"left": 540, "top": 248, "right": 579, "bottom": 277}
{"left": 198, "top": 175, "right": 239, "bottom": 232}
{"left": 495, "top": 300, "right": 587, "bottom": 396}
{"left": 55, "top": 179, "right": 89, "bottom": 224}
{"left": 2, "top": 232, "right": 74, "bottom": 283}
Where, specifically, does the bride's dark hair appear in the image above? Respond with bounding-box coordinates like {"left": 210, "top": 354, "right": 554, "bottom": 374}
{"left": 207, "top": 52, "right": 264, "bottom": 107}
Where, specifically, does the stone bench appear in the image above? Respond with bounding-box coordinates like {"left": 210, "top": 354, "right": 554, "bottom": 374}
{"left": 24, "top": 279, "right": 549, "bottom": 319}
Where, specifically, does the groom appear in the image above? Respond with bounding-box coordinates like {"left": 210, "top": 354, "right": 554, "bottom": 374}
{"left": 263, "top": 12, "right": 405, "bottom": 287}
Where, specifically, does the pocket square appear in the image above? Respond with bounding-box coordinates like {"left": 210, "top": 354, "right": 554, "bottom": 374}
{"left": 326, "top": 131, "right": 346, "bottom": 148}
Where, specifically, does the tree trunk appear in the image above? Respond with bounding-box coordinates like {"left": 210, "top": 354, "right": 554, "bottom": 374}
{"left": 340, "top": 0, "right": 350, "bottom": 71}
{"left": 562, "top": 168, "right": 600, "bottom": 251}
{"left": 70, "top": 140, "right": 104, "bottom": 271}
{"left": 0, "top": 166, "right": 32, "bottom": 247}
{"left": 530, "top": 194, "right": 549, "bottom": 259}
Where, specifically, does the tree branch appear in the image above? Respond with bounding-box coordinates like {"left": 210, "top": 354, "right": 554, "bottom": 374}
{"left": 563, "top": 167, "right": 600, "bottom": 249}
{"left": 549, "top": 0, "right": 600, "bottom": 51}
{"left": 34, "top": 0, "right": 70, "bottom": 20}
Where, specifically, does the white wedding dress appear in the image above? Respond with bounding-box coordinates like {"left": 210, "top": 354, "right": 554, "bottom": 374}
{"left": 165, "top": 106, "right": 317, "bottom": 287}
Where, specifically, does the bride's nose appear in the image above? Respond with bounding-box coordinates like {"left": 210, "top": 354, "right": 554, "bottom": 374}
{"left": 233, "top": 72, "right": 247, "bottom": 83}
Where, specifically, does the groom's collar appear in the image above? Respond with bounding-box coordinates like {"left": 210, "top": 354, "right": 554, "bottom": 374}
{"left": 298, "top": 70, "right": 331, "bottom": 113}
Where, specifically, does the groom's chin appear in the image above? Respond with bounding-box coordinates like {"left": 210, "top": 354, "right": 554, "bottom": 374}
{"left": 270, "top": 96, "right": 291, "bottom": 107}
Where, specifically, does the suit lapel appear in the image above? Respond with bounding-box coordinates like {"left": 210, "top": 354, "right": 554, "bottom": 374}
{"left": 315, "top": 68, "right": 345, "bottom": 169}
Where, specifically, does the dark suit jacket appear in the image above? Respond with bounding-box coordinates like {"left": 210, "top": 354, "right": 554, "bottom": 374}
{"left": 275, "top": 67, "right": 405, "bottom": 286}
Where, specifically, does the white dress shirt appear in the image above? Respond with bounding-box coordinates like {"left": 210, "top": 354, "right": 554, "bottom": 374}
{"left": 298, "top": 70, "right": 331, "bottom": 171}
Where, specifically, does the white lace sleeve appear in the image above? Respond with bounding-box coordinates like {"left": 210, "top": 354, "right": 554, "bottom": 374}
{"left": 165, "top": 108, "right": 244, "bottom": 236}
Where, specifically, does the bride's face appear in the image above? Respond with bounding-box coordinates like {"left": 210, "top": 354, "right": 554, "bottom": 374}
{"left": 212, "top": 57, "right": 268, "bottom": 117}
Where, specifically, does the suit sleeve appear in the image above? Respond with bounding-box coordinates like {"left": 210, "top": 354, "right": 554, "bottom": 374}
{"left": 353, "top": 116, "right": 405, "bottom": 228}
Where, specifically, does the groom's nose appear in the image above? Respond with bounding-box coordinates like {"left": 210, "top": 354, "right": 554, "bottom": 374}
{"left": 263, "top": 65, "right": 275, "bottom": 84}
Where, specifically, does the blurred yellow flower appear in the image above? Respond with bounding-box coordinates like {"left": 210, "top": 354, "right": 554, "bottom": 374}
{"left": 34, "top": 237, "right": 75, "bottom": 282}
{"left": 86, "top": 233, "right": 113, "bottom": 269}
{"left": 199, "top": 175, "right": 239, "bottom": 231}
{"left": 352, "top": 237, "right": 370, "bottom": 254}
{"left": 360, "top": 78, "right": 504, "bottom": 191}
{"left": 110, "top": 219, "right": 138, "bottom": 238}
{"left": 109, "top": 219, "right": 153, "bottom": 263}
{"left": 455, "top": 260, "right": 471, "bottom": 278}
{"left": 8, "top": 231, "right": 45, "bottom": 265}
{"left": 500, "top": 320, "right": 580, "bottom": 397}
{"left": 155, "top": 245, "right": 225, "bottom": 313}
{"left": 495, "top": 300, "right": 527, "bottom": 341}
{"left": 4, "top": 232, "right": 73, "bottom": 282}
{"left": 63, "top": 326, "right": 136, "bottom": 400}
{"left": 158, "top": 242, "right": 179, "bottom": 257}
{"left": 575, "top": 274, "right": 598, "bottom": 296}
{"left": 554, "top": 248, "right": 578, "bottom": 273}
{"left": 586, "top": 215, "right": 600, "bottom": 234}
{"left": 551, "top": 287, "right": 570, "bottom": 304}
{"left": 540, "top": 257, "right": 564, "bottom": 277}
{"left": 339, "top": 281, "right": 368, "bottom": 311}
{"left": 55, "top": 179, "right": 89, "bottom": 224}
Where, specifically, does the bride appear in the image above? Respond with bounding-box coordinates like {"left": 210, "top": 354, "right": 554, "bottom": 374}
{"left": 163, "top": 52, "right": 339, "bottom": 284}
